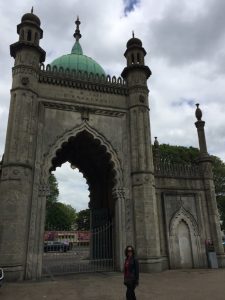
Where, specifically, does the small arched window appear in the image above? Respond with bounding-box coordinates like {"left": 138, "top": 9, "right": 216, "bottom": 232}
{"left": 137, "top": 53, "right": 140, "bottom": 64}
{"left": 20, "top": 30, "right": 24, "bottom": 41}
{"left": 34, "top": 32, "right": 38, "bottom": 44}
{"left": 131, "top": 54, "right": 135, "bottom": 64}
{"left": 27, "top": 30, "right": 32, "bottom": 41}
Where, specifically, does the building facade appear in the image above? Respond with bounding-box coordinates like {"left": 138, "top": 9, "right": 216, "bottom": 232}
{"left": 0, "top": 10, "right": 224, "bottom": 281}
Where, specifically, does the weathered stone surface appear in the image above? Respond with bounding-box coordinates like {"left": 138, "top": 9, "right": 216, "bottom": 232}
{"left": 0, "top": 11, "right": 224, "bottom": 281}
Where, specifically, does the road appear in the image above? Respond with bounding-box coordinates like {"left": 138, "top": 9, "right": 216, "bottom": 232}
{"left": 1, "top": 269, "right": 225, "bottom": 300}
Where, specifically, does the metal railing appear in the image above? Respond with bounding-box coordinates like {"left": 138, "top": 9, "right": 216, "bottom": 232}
{"left": 42, "top": 221, "right": 114, "bottom": 277}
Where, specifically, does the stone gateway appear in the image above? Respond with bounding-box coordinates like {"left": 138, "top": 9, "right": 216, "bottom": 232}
{"left": 0, "top": 11, "right": 224, "bottom": 281}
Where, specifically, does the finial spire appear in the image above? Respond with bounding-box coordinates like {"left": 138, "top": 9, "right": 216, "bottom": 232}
{"left": 154, "top": 137, "right": 159, "bottom": 147}
{"left": 153, "top": 137, "right": 160, "bottom": 165}
{"left": 31, "top": 6, "right": 33, "bottom": 13}
{"left": 195, "top": 103, "right": 202, "bottom": 121}
{"left": 73, "top": 16, "right": 82, "bottom": 41}
{"left": 194, "top": 103, "right": 209, "bottom": 157}
{"left": 132, "top": 30, "right": 134, "bottom": 38}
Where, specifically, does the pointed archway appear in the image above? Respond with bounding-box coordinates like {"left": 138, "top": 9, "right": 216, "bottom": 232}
{"left": 25, "top": 123, "right": 125, "bottom": 279}
{"left": 168, "top": 206, "right": 201, "bottom": 269}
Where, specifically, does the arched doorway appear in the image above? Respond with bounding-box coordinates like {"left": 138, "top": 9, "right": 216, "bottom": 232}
{"left": 168, "top": 207, "right": 202, "bottom": 269}
{"left": 177, "top": 221, "right": 193, "bottom": 268}
{"left": 41, "top": 130, "right": 121, "bottom": 276}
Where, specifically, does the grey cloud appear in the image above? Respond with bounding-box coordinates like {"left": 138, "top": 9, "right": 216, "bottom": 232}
{"left": 149, "top": 0, "right": 225, "bottom": 66}
{"left": 123, "top": 0, "right": 140, "bottom": 15}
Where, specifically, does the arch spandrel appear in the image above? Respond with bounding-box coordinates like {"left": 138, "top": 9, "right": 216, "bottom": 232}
{"left": 40, "top": 121, "right": 123, "bottom": 188}
{"left": 169, "top": 206, "right": 200, "bottom": 237}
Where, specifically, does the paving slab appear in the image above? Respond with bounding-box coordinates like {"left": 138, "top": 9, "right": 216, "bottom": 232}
{"left": 0, "top": 269, "right": 225, "bottom": 300}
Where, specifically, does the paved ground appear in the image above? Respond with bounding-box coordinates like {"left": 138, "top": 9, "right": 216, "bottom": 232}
{"left": 1, "top": 269, "right": 225, "bottom": 300}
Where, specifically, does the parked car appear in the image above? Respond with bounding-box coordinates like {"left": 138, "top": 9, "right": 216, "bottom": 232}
{"left": 44, "top": 241, "right": 70, "bottom": 252}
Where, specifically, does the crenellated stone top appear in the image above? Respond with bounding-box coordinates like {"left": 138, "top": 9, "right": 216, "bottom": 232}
{"left": 38, "top": 63, "right": 128, "bottom": 95}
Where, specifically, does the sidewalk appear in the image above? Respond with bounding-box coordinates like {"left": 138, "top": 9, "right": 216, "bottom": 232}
{"left": 1, "top": 269, "right": 225, "bottom": 300}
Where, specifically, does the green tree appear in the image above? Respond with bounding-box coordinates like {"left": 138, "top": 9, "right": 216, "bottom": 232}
{"left": 45, "top": 174, "right": 77, "bottom": 230}
{"left": 45, "top": 202, "right": 77, "bottom": 230}
{"left": 211, "top": 155, "right": 225, "bottom": 230}
{"left": 158, "top": 144, "right": 199, "bottom": 164}
{"left": 47, "top": 174, "right": 59, "bottom": 204}
{"left": 76, "top": 209, "right": 90, "bottom": 230}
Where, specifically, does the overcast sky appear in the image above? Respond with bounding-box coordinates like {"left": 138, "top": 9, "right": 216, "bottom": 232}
{"left": 1, "top": 0, "right": 225, "bottom": 211}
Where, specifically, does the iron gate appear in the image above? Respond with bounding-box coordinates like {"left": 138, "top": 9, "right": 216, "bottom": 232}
{"left": 42, "top": 221, "right": 114, "bottom": 276}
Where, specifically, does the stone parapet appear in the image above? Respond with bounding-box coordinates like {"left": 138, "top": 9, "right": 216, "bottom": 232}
{"left": 154, "top": 162, "right": 201, "bottom": 179}
{"left": 38, "top": 64, "right": 128, "bottom": 95}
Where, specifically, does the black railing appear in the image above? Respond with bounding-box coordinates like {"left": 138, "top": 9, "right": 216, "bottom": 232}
{"left": 42, "top": 221, "right": 114, "bottom": 277}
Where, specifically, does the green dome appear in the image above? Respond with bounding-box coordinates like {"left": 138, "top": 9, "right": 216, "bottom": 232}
{"left": 50, "top": 41, "right": 106, "bottom": 76}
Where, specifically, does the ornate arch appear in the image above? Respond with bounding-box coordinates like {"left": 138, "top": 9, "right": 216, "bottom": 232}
{"left": 168, "top": 206, "right": 202, "bottom": 268}
{"left": 40, "top": 121, "right": 123, "bottom": 188}
{"left": 169, "top": 206, "right": 199, "bottom": 237}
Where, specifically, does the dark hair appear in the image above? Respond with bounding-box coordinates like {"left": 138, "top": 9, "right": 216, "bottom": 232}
{"left": 124, "top": 245, "right": 135, "bottom": 257}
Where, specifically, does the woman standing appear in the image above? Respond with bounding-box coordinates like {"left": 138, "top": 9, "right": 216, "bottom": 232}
{"left": 124, "top": 245, "right": 139, "bottom": 300}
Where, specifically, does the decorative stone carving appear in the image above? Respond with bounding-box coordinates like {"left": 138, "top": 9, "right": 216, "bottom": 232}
{"left": 112, "top": 187, "right": 132, "bottom": 233}
{"left": 154, "top": 161, "right": 201, "bottom": 179}
{"left": 169, "top": 206, "right": 199, "bottom": 237}
{"left": 139, "top": 95, "right": 145, "bottom": 103}
{"left": 21, "top": 77, "right": 29, "bottom": 85}
{"left": 195, "top": 103, "right": 202, "bottom": 121}
{"left": 38, "top": 67, "right": 128, "bottom": 95}
{"left": 38, "top": 183, "right": 50, "bottom": 196}
{"left": 80, "top": 107, "right": 89, "bottom": 121}
{"left": 200, "top": 162, "right": 213, "bottom": 179}
{"left": 42, "top": 101, "right": 125, "bottom": 118}
{"left": 12, "top": 65, "right": 39, "bottom": 78}
{"left": 1, "top": 164, "right": 31, "bottom": 181}
{"left": 41, "top": 122, "right": 123, "bottom": 188}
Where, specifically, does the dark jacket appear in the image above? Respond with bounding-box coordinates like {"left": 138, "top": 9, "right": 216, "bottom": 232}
{"left": 124, "top": 256, "right": 139, "bottom": 284}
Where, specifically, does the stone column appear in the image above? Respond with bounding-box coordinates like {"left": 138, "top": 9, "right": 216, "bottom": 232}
{"left": 122, "top": 36, "right": 164, "bottom": 272}
{"left": 0, "top": 11, "right": 45, "bottom": 280}
{"left": 195, "top": 104, "right": 225, "bottom": 267}
{"left": 112, "top": 188, "right": 126, "bottom": 271}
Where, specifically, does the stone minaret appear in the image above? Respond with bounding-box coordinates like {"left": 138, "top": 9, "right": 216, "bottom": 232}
{"left": 122, "top": 34, "right": 163, "bottom": 271}
{"left": 0, "top": 9, "right": 45, "bottom": 280}
{"left": 195, "top": 104, "right": 225, "bottom": 266}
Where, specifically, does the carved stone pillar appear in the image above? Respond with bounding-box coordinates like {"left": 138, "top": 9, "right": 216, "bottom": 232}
{"left": 112, "top": 187, "right": 127, "bottom": 271}
{"left": 195, "top": 104, "right": 225, "bottom": 267}
{"left": 0, "top": 164, "right": 33, "bottom": 280}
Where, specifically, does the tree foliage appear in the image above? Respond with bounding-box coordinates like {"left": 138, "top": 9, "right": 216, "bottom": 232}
{"left": 157, "top": 144, "right": 225, "bottom": 230}
{"left": 158, "top": 144, "right": 200, "bottom": 164}
{"left": 47, "top": 174, "right": 59, "bottom": 204}
{"left": 45, "top": 174, "right": 77, "bottom": 230}
{"left": 211, "top": 155, "right": 225, "bottom": 230}
{"left": 76, "top": 209, "right": 90, "bottom": 230}
{"left": 45, "top": 202, "right": 77, "bottom": 230}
